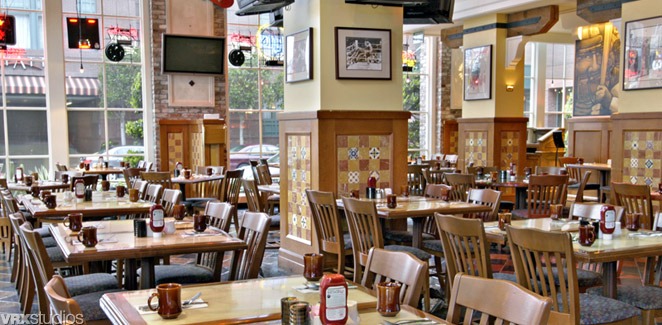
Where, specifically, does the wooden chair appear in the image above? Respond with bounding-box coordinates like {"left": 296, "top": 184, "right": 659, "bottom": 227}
{"left": 535, "top": 166, "right": 567, "bottom": 175}
{"left": 422, "top": 169, "right": 447, "bottom": 185}
{"left": 256, "top": 164, "right": 279, "bottom": 215}
{"left": 361, "top": 248, "right": 427, "bottom": 308}
{"left": 434, "top": 214, "right": 516, "bottom": 291}
{"left": 0, "top": 212, "right": 11, "bottom": 262}
{"left": 243, "top": 179, "right": 266, "bottom": 213}
{"left": 512, "top": 175, "right": 568, "bottom": 219}
{"left": 446, "top": 273, "right": 553, "bottom": 325}
{"left": 407, "top": 165, "right": 426, "bottom": 196}
{"left": 143, "top": 184, "right": 163, "bottom": 203}
{"left": 466, "top": 166, "right": 498, "bottom": 175}
{"left": 143, "top": 161, "right": 153, "bottom": 171}
{"left": 444, "top": 173, "right": 476, "bottom": 202}
{"left": 506, "top": 226, "right": 641, "bottom": 325}
{"left": 306, "top": 190, "right": 352, "bottom": 277}
{"left": 70, "top": 175, "right": 99, "bottom": 191}
{"left": 256, "top": 164, "right": 273, "bottom": 186}
{"left": 8, "top": 213, "right": 34, "bottom": 314}
{"left": 342, "top": 197, "right": 431, "bottom": 310}
{"left": 612, "top": 182, "right": 655, "bottom": 229}
{"left": 573, "top": 171, "right": 593, "bottom": 203}
{"left": 160, "top": 189, "right": 182, "bottom": 217}
{"left": 384, "top": 184, "right": 444, "bottom": 245}
{"left": 55, "top": 171, "right": 82, "bottom": 182}
{"left": 122, "top": 168, "right": 144, "bottom": 188}
{"left": 465, "top": 188, "right": 501, "bottom": 222}
{"left": 55, "top": 163, "right": 68, "bottom": 172}
{"left": 131, "top": 180, "right": 148, "bottom": 200}
{"left": 195, "top": 166, "right": 224, "bottom": 175}
{"left": 137, "top": 160, "right": 145, "bottom": 168}
{"left": 44, "top": 275, "right": 89, "bottom": 325}
{"left": 206, "top": 201, "right": 233, "bottom": 233}
{"left": 231, "top": 211, "right": 271, "bottom": 280}
{"left": 561, "top": 158, "right": 600, "bottom": 202}
{"left": 19, "top": 223, "right": 119, "bottom": 318}
{"left": 221, "top": 170, "right": 243, "bottom": 229}
{"left": 140, "top": 171, "right": 172, "bottom": 189}
{"left": 444, "top": 154, "right": 458, "bottom": 166}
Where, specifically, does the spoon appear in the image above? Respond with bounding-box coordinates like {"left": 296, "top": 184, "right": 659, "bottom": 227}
{"left": 183, "top": 292, "right": 202, "bottom": 306}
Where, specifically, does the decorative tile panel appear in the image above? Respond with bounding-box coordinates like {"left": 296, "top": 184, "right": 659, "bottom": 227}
{"left": 464, "top": 131, "right": 487, "bottom": 166}
{"left": 623, "top": 131, "right": 662, "bottom": 188}
{"left": 167, "top": 133, "right": 184, "bottom": 171}
{"left": 500, "top": 131, "right": 520, "bottom": 169}
{"left": 449, "top": 130, "right": 458, "bottom": 154}
{"left": 287, "top": 135, "right": 312, "bottom": 244}
{"left": 190, "top": 133, "right": 204, "bottom": 171}
{"left": 337, "top": 135, "right": 391, "bottom": 193}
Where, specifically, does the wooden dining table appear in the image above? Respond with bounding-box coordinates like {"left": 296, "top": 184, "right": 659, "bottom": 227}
{"left": 337, "top": 196, "right": 492, "bottom": 248}
{"left": 9, "top": 180, "right": 70, "bottom": 192}
{"left": 566, "top": 163, "right": 611, "bottom": 198}
{"left": 257, "top": 183, "right": 280, "bottom": 195}
{"left": 18, "top": 191, "right": 154, "bottom": 219}
{"left": 171, "top": 174, "right": 224, "bottom": 200}
{"left": 100, "top": 275, "right": 448, "bottom": 324}
{"left": 50, "top": 219, "right": 247, "bottom": 290}
{"left": 476, "top": 175, "right": 529, "bottom": 210}
{"left": 76, "top": 167, "right": 125, "bottom": 181}
{"left": 483, "top": 218, "right": 662, "bottom": 299}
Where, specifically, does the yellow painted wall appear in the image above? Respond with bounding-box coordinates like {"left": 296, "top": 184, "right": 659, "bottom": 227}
{"left": 618, "top": 0, "right": 662, "bottom": 113}
{"left": 284, "top": 0, "right": 403, "bottom": 112}
{"left": 461, "top": 14, "right": 525, "bottom": 118}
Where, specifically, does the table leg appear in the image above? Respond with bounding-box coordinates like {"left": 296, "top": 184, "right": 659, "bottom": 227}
{"left": 179, "top": 183, "right": 187, "bottom": 201}
{"left": 515, "top": 188, "right": 527, "bottom": 210}
{"left": 412, "top": 217, "right": 424, "bottom": 249}
{"left": 139, "top": 257, "right": 156, "bottom": 289}
{"left": 602, "top": 261, "right": 617, "bottom": 298}
{"left": 124, "top": 258, "right": 138, "bottom": 290}
{"left": 100, "top": 174, "right": 108, "bottom": 181}
{"left": 229, "top": 250, "right": 240, "bottom": 281}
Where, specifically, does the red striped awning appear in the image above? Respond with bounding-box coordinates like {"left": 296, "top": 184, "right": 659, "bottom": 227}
{"left": 4, "top": 75, "right": 100, "bottom": 96}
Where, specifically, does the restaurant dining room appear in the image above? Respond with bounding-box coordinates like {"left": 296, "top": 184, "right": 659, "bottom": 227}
{"left": 1, "top": 0, "right": 662, "bottom": 324}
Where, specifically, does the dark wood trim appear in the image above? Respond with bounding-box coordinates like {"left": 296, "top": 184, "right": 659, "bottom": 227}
{"left": 278, "top": 110, "right": 412, "bottom": 121}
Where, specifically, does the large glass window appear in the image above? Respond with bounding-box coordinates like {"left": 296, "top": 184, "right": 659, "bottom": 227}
{"left": 227, "top": 4, "right": 282, "bottom": 171}
{"left": 0, "top": 1, "right": 47, "bottom": 179}
{"left": 404, "top": 34, "right": 432, "bottom": 158}
{"left": 63, "top": 0, "right": 144, "bottom": 169}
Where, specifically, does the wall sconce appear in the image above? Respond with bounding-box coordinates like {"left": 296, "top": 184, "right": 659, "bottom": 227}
{"left": 506, "top": 85, "right": 514, "bottom": 92}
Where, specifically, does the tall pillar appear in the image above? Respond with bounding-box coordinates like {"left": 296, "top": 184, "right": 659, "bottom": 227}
{"left": 277, "top": 0, "right": 409, "bottom": 271}
{"left": 457, "top": 14, "right": 528, "bottom": 174}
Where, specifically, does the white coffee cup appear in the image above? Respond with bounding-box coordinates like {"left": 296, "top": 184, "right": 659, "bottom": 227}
{"left": 163, "top": 220, "right": 176, "bottom": 235}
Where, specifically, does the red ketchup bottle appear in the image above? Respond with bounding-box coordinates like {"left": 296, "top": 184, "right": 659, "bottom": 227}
{"left": 320, "top": 274, "right": 348, "bottom": 325}
{"left": 600, "top": 204, "right": 616, "bottom": 240}
{"left": 150, "top": 204, "right": 165, "bottom": 237}
{"left": 74, "top": 179, "right": 85, "bottom": 199}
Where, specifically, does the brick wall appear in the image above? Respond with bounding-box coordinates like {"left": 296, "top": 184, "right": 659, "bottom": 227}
{"left": 149, "top": 0, "right": 227, "bottom": 169}
{"left": 436, "top": 39, "right": 454, "bottom": 153}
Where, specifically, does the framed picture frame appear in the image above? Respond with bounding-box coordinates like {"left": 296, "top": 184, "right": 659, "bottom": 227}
{"left": 623, "top": 16, "right": 662, "bottom": 91}
{"left": 335, "top": 27, "right": 391, "bottom": 80}
{"left": 285, "top": 28, "right": 313, "bottom": 83}
{"left": 463, "top": 45, "right": 492, "bottom": 101}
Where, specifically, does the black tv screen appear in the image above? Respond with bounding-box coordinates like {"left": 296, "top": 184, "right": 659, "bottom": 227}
{"left": 162, "top": 34, "right": 225, "bottom": 75}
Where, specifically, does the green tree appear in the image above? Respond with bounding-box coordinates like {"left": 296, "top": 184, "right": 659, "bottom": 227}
{"left": 403, "top": 74, "right": 421, "bottom": 152}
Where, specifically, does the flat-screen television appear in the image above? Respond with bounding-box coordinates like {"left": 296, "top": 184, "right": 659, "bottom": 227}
{"left": 236, "top": 0, "right": 294, "bottom": 16}
{"left": 404, "top": 0, "right": 454, "bottom": 24}
{"left": 161, "top": 34, "right": 225, "bottom": 75}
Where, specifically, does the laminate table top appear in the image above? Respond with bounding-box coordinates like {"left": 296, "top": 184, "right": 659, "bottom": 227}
{"left": 18, "top": 192, "right": 154, "bottom": 218}
{"left": 9, "top": 180, "right": 70, "bottom": 192}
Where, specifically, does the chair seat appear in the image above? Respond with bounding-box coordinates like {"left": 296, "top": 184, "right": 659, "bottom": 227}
{"left": 384, "top": 245, "right": 431, "bottom": 261}
{"left": 543, "top": 268, "right": 603, "bottom": 288}
{"left": 587, "top": 285, "right": 662, "bottom": 310}
{"left": 73, "top": 289, "right": 123, "bottom": 321}
{"left": 47, "top": 246, "right": 65, "bottom": 263}
{"left": 36, "top": 227, "right": 52, "bottom": 238}
{"left": 422, "top": 239, "right": 442, "bottom": 252}
{"left": 499, "top": 201, "right": 515, "bottom": 212}
{"left": 493, "top": 272, "right": 518, "bottom": 283}
{"left": 152, "top": 264, "right": 214, "bottom": 285}
{"left": 384, "top": 230, "right": 435, "bottom": 243}
{"left": 556, "top": 293, "right": 641, "bottom": 324}
{"left": 184, "top": 198, "right": 217, "bottom": 210}
{"left": 569, "top": 183, "right": 601, "bottom": 190}
{"left": 267, "top": 194, "right": 280, "bottom": 202}
{"left": 64, "top": 273, "right": 120, "bottom": 296}
{"left": 270, "top": 214, "right": 280, "bottom": 228}
{"left": 42, "top": 236, "right": 57, "bottom": 248}
{"left": 342, "top": 233, "right": 352, "bottom": 250}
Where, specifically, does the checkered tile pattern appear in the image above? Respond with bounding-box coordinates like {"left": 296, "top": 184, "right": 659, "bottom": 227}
{"left": 500, "top": 131, "right": 519, "bottom": 169}
{"left": 623, "top": 131, "right": 662, "bottom": 188}
{"left": 337, "top": 135, "right": 391, "bottom": 193}
{"left": 287, "top": 135, "right": 312, "bottom": 243}
{"left": 449, "top": 130, "right": 458, "bottom": 154}
{"left": 464, "top": 131, "right": 487, "bottom": 166}
{"left": 190, "top": 132, "right": 204, "bottom": 171}
{"left": 167, "top": 133, "right": 184, "bottom": 171}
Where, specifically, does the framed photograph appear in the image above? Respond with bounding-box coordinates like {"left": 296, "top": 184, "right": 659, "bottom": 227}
{"left": 463, "top": 45, "right": 492, "bottom": 101}
{"left": 623, "top": 16, "right": 662, "bottom": 91}
{"left": 335, "top": 27, "right": 391, "bottom": 80}
{"left": 286, "top": 28, "right": 313, "bottom": 83}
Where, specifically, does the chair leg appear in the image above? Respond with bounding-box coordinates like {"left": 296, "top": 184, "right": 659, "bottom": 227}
{"left": 433, "top": 256, "right": 445, "bottom": 296}
{"left": 116, "top": 259, "right": 124, "bottom": 289}
{"left": 423, "top": 264, "right": 430, "bottom": 312}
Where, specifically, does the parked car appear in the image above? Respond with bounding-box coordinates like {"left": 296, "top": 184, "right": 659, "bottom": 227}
{"left": 229, "top": 144, "right": 279, "bottom": 169}
{"left": 238, "top": 153, "right": 280, "bottom": 180}
{"left": 84, "top": 145, "right": 145, "bottom": 167}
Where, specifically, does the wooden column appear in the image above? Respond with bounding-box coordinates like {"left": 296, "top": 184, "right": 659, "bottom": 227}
{"left": 611, "top": 112, "right": 662, "bottom": 189}
{"left": 457, "top": 118, "right": 528, "bottom": 174}
{"left": 442, "top": 120, "right": 459, "bottom": 155}
{"left": 277, "top": 111, "right": 410, "bottom": 272}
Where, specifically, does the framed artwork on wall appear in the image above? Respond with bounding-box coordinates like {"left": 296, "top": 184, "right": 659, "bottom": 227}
{"left": 463, "top": 45, "right": 492, "bottom": 100}
{"left": 335, "top": 27, "right": 391, "bottom": 80}
{"left": 623, "top": 16, "right": 662, "bottom": 91}
{"left": 286, "top": 28, "right": 313, "bottom": 83}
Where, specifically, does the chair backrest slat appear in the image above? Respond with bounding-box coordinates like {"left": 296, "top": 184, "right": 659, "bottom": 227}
{"left": 612, "top": 182, "right": 654, "bottom": 229}
{"left": 234, "top": 212, "right": 270, "bottom": 280}
{"left": 140, "top": 171, "right": 172, "bottom": 189}
{"left": 205, "top": 201, "right": 233, "bottom": 233}
{"left": 221, "top": 170, "right": 242, "bottom": 205}
{"left": 161, "top": 189, "right": 182, "bottom": 217}
{"left": 342, "top": 197, "right": 383, "bottom": 283}
{"left": 407, "top": 165, "right": 426, "bottom": 196}
{"left": 527, "top": 175, "right": 569, "bottom": 218}
{"left": 445, "top": 173, "right": 476, "bottom": 202}
{"left": 242, "top": 179, "right": 265, "bottom": 213}
{"left": 466, "top": 188, "right": 501, "bottom": 222}
{"left": 306, "top": 190, "right": 348, "bottom": 271}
